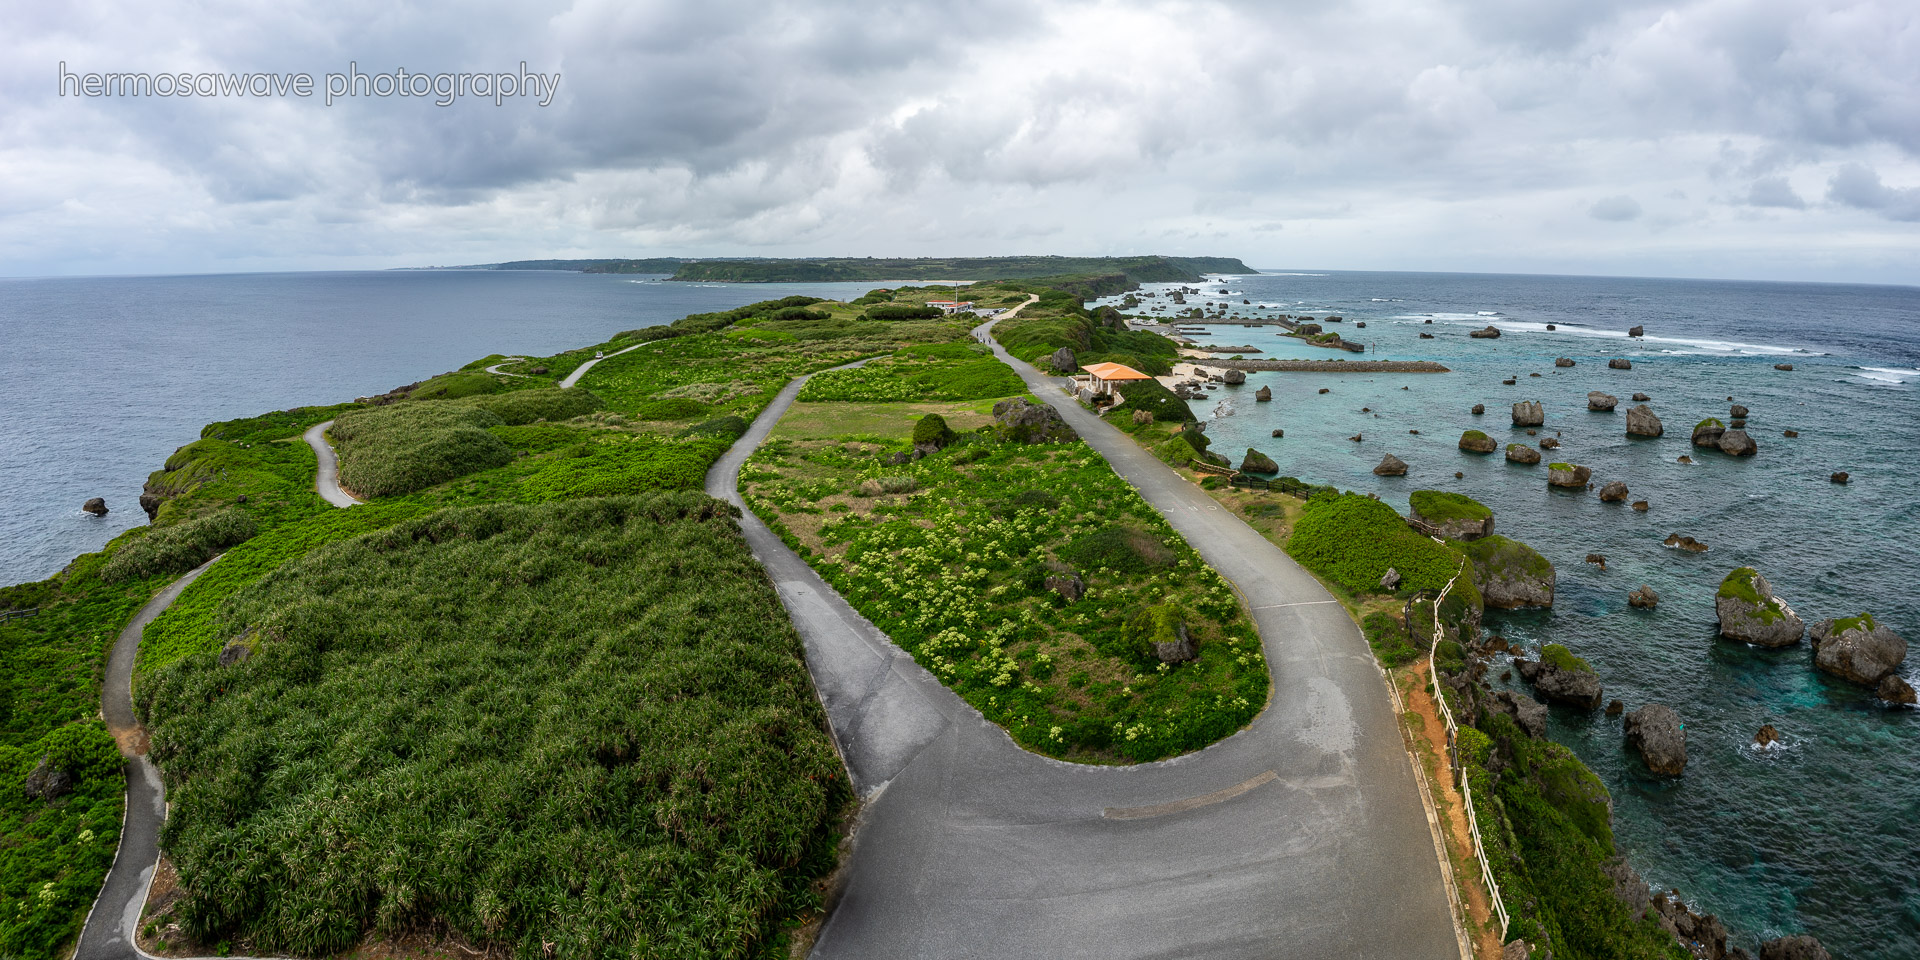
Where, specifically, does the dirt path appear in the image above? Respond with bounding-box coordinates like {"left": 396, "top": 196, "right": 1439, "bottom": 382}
{"left": 1400, "top": 661, "right": 1506, "bottom": 959}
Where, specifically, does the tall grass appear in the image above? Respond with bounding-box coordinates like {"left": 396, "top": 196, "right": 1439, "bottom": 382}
{"left": 330, "top": 403, "right": 512, "bottom": 497}
{"left": 141, "top": 494, "right": 848, "bottom": 959}
{"left": 100, "top": 507, "right": 256, "bottom": 583}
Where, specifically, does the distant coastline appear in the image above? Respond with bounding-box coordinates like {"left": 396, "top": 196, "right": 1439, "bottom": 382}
{"left": 407, "top": 253, "right": 1254, "bottom": 284}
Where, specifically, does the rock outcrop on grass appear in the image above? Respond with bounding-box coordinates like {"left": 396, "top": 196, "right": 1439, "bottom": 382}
{"left": 1517, "top": 644, "right": 1602, "bottom": 708}
{"left": 1460, "top": 535, "right": 1555, "bottom": 608}
{"left": 1624, "top": 704, "right": 1687, "bottom": 775}
{"left": 1715, "top": 567, "right": 1805, "bottom": 647}
{"left": 1050, "top": 346, "right": 1078, "bottom": 373}
{"left": 1809, "top": 614, "right": 1907, "bottom": 689}
{"left": 992, "top": 398, "right": 1077, "bottom": 443}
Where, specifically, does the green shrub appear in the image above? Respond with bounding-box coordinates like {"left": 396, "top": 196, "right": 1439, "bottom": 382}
{"left": 1063, "top": 525, "right": 1174, "bottom": 574}
{"left": 912, "top": 414, "right": 956, "bottom": 448}
{"left": 1408, "top": 490, "right": 1492, "bottom": 523}
{"left": 678, "top": 416, "right": 751, "bottom": 441}
{"left": 1286, "top": 493, "right": 1459, "bottom": 594}
{"left": 141, "top": 495, "right": 849, "bottom": 959}
{"left": 861, "top": 304, "right": 945, "bottom": 320}
{"left": 463, "top": 387, "right": 602, "bottom": 425}
{"left": 1457, "top": 725, "right": 1493, "bottom": 767}
{"left": 1540, "top": 643, "right": 1591, "bottom": 674}
{"left": 331, "top": 403, "right": 514, "bottom": 498}
{"left": 1457, "top": 535, "right": 1553, "bottom": 584}
{"left": 1122, "top": 604, "right": 1185, "bottom": 663}
{"left": 1114, "top": 378, "right": 1196, "bottom": 422}
{"left": 629, "top": 397, "right": 712, "bottom": 420}
{"left": 1361, "top": 611, "right": 1421, "bottom": 668}
{"left": 101, "top": 507, "right": 257, "bottom": 583}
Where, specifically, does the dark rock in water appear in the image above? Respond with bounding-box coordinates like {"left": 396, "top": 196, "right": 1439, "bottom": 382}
{"left": 1512, "top": 400, "right": 1544, "bottom": 426}
{"left": 1716, "top": 567, "right": 1806, "bottom": 647}
{"left": 1373, "top": 453, "right": 1408, "bottom": 476}
{"left": 1632, "top": 392, "right": 1651, "bottom": 401}
{"left": 1271, "top": 428, "right": 1285, "bottom": 438}
{"left": 1677, "top": 454, "right": 1693, "bottom": 464}
{"left": 1599, "top": 480, "right": 1629, "bottom": 502}
{"left": 1628, "top": 584, "right": 1659, "bottom": 608}
{"left": 1626, "top": 404, "right": 1663, "bottom": 437}
{"left": 81, "top": 497, "right": 108, "bottom": 516}
{"left": 1830, "top": 471, "right": 1848, "bottom": 483}
{"left": 1469, "top": 325, "right": 1502, "bottom": 339}
{"left": 1317, "top": 387, "right": 1330, "bottom": 394}
{"left": 1425, "top": 318, "right": 1434, "bottom": 323}
{"left": 1588, "top": 391, "right": 1618, "bottom": 411}
{"left": 1502, "top": 378, "right": 1517, "bottom": 385}
{"left": 1539, "top": 437, "right": 1560, "bottom": 449}
{"left": 1774, "top": 363, "right": 1794, "bottom": 371}
{"left": 1754, "top": 724, "right": 1781, "bottom": 747}
{"left": 1555, "top": 357, "right": 1575, "bottom": 367}
{"left": 1223, "top": 368, "right": 1247, "bottom": 385}
{"left": 218, "top": 642, "right": 252, "bottom": 667}
{"left": 1454, "top": 471, "right": 1464, "bottom": 479}
{"left": 1548, "top": 462, "right": 1592, "bottom": 489}
{"left": 1527, "top": 646, "right": 1604, "bottom": 708}
{"left": 1783, "top": 429, "right": 1798, "bottom": 438}
{"left": 1348, "top": 433, "right": 1363, "bottom": 443}
{"left": 1418, "top": 332, "right": 1435, "bottom": 339}
{"left": 1459, "top": 430, "right": 1497, "bottom": 454}
{"left": 1379, "top": 567, "right": 1401, "bottom": 590}
{"left": 1606, "top": 699, "right": 1625, "bottom": 716}
{"left": 1691, "top": 418, "right": 1727, "bottom": 448}
{"left": 1255, "top": 385, "right": 1272, "bottom": 401}
{"left": 1609, "top": 358, "right": 1632, "bottom": 369}
{"left": 1045, "top": 574, "right": 1085, "bottom": 604}
{"left": 1624, "top": 703, "right": 1687, "bottom": 775}
{"left": 1241, "top": 448, "right": 1279, "bottom": 474}
{"left": 1529, "top": 372, "right": 1541, "bottom": 378}
{"left": 23, "top": 755, "right": 73, "bottom": 801}
{"left": 1506, "top": 443, "right": 1540, "bottom": 464}
{"left": 1877, "top": 674, "right": 1916, "bottom": 705}
{"left": 1758, "top": 935, "right": 1831, "bottom": 960}
{"left": 1492, "top": 690, "right": 1547, "bottom": 739}
{"left": 1717, "top": 428, "right": 1758, "bottom": 456}
{"left": 1651, "top": 890, "right": 1731, "bottom": 959}
{"left": 1730, "top": 404, "right": 1749, "bottom": 418}
{"left": 1545, "top": 323, "right": 1556, "bottom": 330}
{"left": 1471, "top": 403, "right": 1485, "bottom": 415}
{"left": 992, "top": 398, "right": 1077, "bottom": 444}
{"left": 1049, "top": 346, "right": 1078, "bottom": 373}
{"left": 1665, "top": 533, "right": 1709, "bottom": 552}
{"left": 1586, "top": 553, "right": 1607, "bottom": 569}
{"left": 1810, "top": 614, "right": 1907, "bottom": 687}
{"left": 1409, "top": 429, "right": 1420, "bottom": 435}
{"left": 1628, "top": 325, "right": 1645, "bottom": 337}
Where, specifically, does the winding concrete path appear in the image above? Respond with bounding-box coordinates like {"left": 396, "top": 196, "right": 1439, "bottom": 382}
{"left": 707, "top": 332, "right": 1463, "bottom": 958}
{"left": 558, "top": 342, "right": 646, "bottom": 389}
{"left": 482, "top": 357, "right": 531, "bottom": 377}
{"left": 301, "top": 421, "right": 361, "bottom": 508}
{"left": 75, "top": 557, "right": 221, "bottom": 960}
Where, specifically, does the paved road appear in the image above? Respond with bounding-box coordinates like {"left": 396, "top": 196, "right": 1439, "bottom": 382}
{"left": 483, "top": 356, "right": 530, "bottom": 377}
{"left": 708, "top": 339, "right": 1463, "bottom": 958}
{"left": 558, "top": 342, "right": 646, "bottom": 389}
{"left": 302, "top": 421, "right": 361, "bottom": 508}
{"left": 75, "top": 557, "right": 221, "bottom": 960}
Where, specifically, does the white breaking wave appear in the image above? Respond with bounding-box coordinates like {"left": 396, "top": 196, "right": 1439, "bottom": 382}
{"left": 1414, "top": 315, "right": 1813, "bottom": 357}
{"left": 1855, "top": 367, "right": 1920, "bottom": 384}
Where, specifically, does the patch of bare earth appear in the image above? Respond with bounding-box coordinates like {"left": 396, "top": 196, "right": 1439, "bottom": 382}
{"left": 1398, "top": 663, "right": 1506, "bottom": 960}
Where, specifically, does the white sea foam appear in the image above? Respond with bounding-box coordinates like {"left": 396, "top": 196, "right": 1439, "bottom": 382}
{"left": 1855, "top": 367, "right": 1920, "bottom": 384}
{"left": 1263, "top": 272, "right": 1328, "bottom": 277}
{"left": 1411, "top": 315, "right": 1812, "bottom": 356}
{"left": 1478, "top": 310, "right": 1500, "bottom": 316}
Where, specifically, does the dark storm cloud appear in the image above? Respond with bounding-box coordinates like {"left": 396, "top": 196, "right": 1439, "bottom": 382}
{"left": 1, "top": 0, "right": 1915, "bottom": 281}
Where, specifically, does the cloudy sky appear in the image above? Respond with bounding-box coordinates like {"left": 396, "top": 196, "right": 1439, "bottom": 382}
{"left": 5, "top": 0, "right": 1917, "bottom": 283}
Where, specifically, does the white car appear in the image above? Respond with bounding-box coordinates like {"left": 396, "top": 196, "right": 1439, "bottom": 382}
{"left": 595, "top": 350, "right": 604, "bottom": 358}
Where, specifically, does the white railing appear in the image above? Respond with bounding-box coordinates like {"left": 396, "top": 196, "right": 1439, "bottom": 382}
{"left": 1426, "top": 557, "right": 1510, "bottom": 939}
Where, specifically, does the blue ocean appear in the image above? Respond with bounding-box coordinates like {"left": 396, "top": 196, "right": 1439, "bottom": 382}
{"left": 2, "top": 268, "right": 1915, "bottom": 956}
{"left": 1094, "top": 270, "right": 1920, "bottom": 958}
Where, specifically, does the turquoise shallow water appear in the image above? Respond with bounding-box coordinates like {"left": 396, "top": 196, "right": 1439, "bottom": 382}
{"left": 1094, "top": 271, "right": 1920, "bottom": 957}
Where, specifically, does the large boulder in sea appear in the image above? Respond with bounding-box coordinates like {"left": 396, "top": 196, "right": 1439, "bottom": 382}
{"left": 1255, "top": 385, "right": 1272, "bottom": 401}
{"left": 1691, "top": 418, "right": 1726, "bottom": 448}
{"left": 1373, "top": 453, "right": 1408, "bottom": 476}
{"left": 1506, "top": 443, "right": 1541, "bottom": 464}
{"left": 1512, "top": 400, "right": 1545, "bottom": 427}
{"left": 1240, "top": 448, "right": 1279, "bottom": 474}
{"left": 1049, "top": 346, "right": 1078, "bottom": 373}
{"left": 1516, "top": 644, "right": 1602, "bottom": 708}
{"left": 81, "top": 497, "right": 108, "bottom": 516}
{"left": 991, "top": 398, "right": 1077, "bottom": 444}
{"left": 1469, "top": 325, "right": 1502, "bottom": 339}
{"left": 1222, "top": 368, "right": 1247, "bottom": 385}
{"left": 1609, "top": 358, "right": 1633, "bottom": 370}
{"left": 1878, "top": 674, "right": 1916, "bottom": 705}
{"left": 1588, "top": 391, "right": 1618, "bottom": 411}
{"left": 1626, "top": 404, "right": 1663, "bottom": 437}
{"left": 1461, "top": 534, "right": 1555, "bottom": 608}
{"left": 1598, "top": 480, "right": 1629, "bottom": 502}
{"left": 1624, "top": 704, "right": 1687, "bottom": 775}
{"left": 1408, "top": 490, "right": 1493, "bottom": 540}
{"left": 1628, "top": 325, "right": 1645, "bottom": 337}
{"left": 1715, "top": 567, "right": 1805, "bottom": 647}
{"left": 1459, "top": 430, "right": 1497, "bottom": 454}
{"left": 1809, "top": 614, "right": 1907, "bottom": 688}
{"left": 1548, "top": 462, "right": 1592, "bottom": 489}
{"left": 1555, "top": 357, "right": 1576, "bottom": 368}
{"left": 1717, "top": 428, "right": 1758, "bottom": 457}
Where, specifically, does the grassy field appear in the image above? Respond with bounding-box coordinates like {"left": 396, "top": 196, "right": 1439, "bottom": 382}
{"left": 744, "top": 400, "right": 1269, "bottom": 763}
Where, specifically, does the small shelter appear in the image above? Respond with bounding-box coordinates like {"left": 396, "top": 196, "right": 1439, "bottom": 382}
{"left": 1081, "top": 361, "right": 1153, "bottom": 397}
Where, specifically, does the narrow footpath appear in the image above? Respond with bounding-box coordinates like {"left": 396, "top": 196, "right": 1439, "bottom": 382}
{"left": 301, "top": 421, "right": 361, "bottom": 508}
{"left": 705, "top": 330, "right": 1463, "bottom": 957}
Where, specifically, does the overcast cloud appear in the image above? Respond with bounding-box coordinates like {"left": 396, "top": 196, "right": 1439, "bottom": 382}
{"left": 3, "top": 0, "right": 1916, "bottom": 283}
